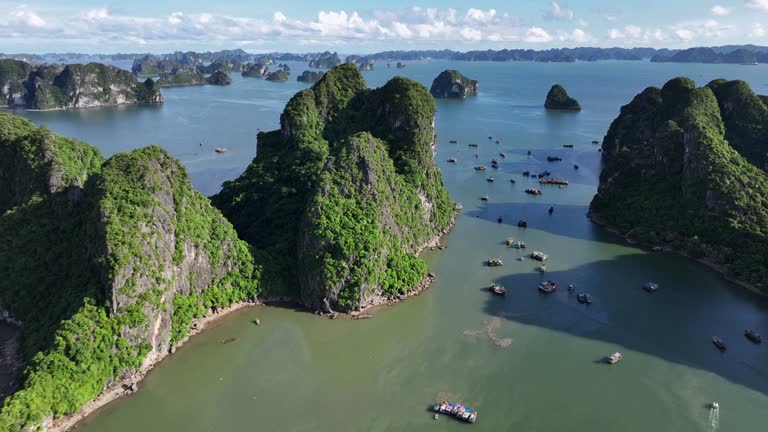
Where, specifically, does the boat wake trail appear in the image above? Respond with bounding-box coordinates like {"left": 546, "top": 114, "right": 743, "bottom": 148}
{"left": 708, "top": 407, "right": 719, "bottom": 431}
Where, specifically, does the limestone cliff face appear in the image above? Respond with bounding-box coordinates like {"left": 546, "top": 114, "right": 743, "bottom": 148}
{"left": 0, "top": 60, "right": 162, "bottom": 110}
{"left": 429, "top": 70, "right": 478, "bottom": 98}
{"left": 297, "top": 70, "right": 325, "bottom": 83}
{"left": 241, "top": 63, "right": 269, "bottom": 78}
{"left": 591, "top": 77, "right": 768, "bottom": 292}
{"left": 214, "top": 64, "right": 454, "bottom": 311}
{"left": 156, "top": 67, "right": 207, "bottom": 87}
{"left": 544, "top": 84, "right": 581, "bottom": 110}
{"left": 0, "top": 116, "right": 258, "bottom": 431}
{"left": 309, "top": 51, "right": 342, "bottom": 69}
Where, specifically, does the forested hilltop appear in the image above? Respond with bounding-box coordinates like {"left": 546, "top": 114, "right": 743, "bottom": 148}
{"left": 0, "top": 114, "right": 258, "bottom": 431}
{"left": 591, "top": 78, "right": 768, "bottom": 292}
{"left": 213, "top": 63, "right": 455, "bottom": 311}
{"left": 0, "top": 59, "right": 161, "bottom": 110}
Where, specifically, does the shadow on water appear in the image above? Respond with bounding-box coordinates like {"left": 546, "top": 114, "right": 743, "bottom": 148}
{"left": 467, "top": 201, "right": 609, "bottom": 243}
{"left": 482, "top": 252, "right": 768, "bottom": 396}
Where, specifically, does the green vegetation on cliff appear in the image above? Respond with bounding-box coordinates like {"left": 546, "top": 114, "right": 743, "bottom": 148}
{"left": 591, "top": 77, "right": 768, "bottom": 292}
{"left": 0, "top": 115, "right": 258, "bottom": 431}
{"left": 545, "top": 84, "right": 581, "bottom": 111}
{"left": 429, "top": 70, "right": 478, "bottom": 98}
{"left": 265, "top": 70, "right": 289, "bottom": 82}
{"left": 213, "top": 63, "right": 453, "bottom": 310}
{"left": 0, "top": 60, "right": 162, "bottom": 109}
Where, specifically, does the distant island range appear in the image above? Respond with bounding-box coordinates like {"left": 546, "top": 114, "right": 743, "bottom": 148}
{"left": 3, "top": 44, "right": 768, "bottom": 66}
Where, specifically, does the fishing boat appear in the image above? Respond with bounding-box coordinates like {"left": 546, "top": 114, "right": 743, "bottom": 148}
{"left": 745, "top": 329, "right": 762, "bottom": 343}
{"left": 474, "top": 165, "right": 486, "bottom": 171}
{"left": 468, "top": 143, "right": 479, "bottom": 148}
{"left": 642, "top": 282, "right": 659, "bottom": 293}
{"left": 499, "top": 152, "right": 506, "bottom": 158}
{"left": 592, "top": 140, "right": 599, "bottom": 144}
{"left": 487, "top": 258, "right": 504, "bottom": 267}
{"left": 490, "top": 283, "right": 507, "bottom": 296}
{"left": 710, "top": 402, "right": 719, "bottom": 410}
{"left": 215, "top": 147, "right": 228, "bottom": 153}
{"left": 480, "top": 195, "right": 489, "bottom": 201}
{"left": 522, "top": 170, "right": 530, "bottom": 177}
{"left": 539, "top": 178, "right": 569, "bottom": 186}
{"left": 449, "top": 140, "right": 458, "bottom": 144}
{"left": 577, "top": 292, "right": 588, "bottom": 303}
{"left": 517, "top": 241, "right": 527, "bottom": 249}
{"left": 447, "top": 157, "right": 457, "bottom": 163}
{"left": 510, "top": 178, "right": 516, "bottom": 183}
{"left": 574, "top": 164, "right": 579, "bottom": 170}
{"left": 568, "top": 283, "right": 575, "bottom": 293}
{"left": 433, "top": 401, "right": 478, "bottom": 424}
{"left": 538, "top": 280, "right": 556, "bottom": 294}
{"left": 546, "top": 156, "right": 562, "bottom": 162}
{"left": 563, "top": 144, "right": 574, "bottom": 148}
{"left": 517, "top": 220, "right": 528, "bottom": 228}
{"left": 538, "top": 264, "right": 546, "bottom": 273}
{"left": 525, "top": 188, "right": 542, "bottom": 195}
{"left": 505, "top": 238, "right": 515, "bottom": 246}
{"left": 486, "top": 177, "right": 494, "bottom": 183}
{"left": 530, "top": 251, "right": 548, "bottom": 261}
{"left": 608, "top": 352, "right": 623, "bottom": 364}
{"left": 712, "top": 337, "right": 727, "bottom": 351}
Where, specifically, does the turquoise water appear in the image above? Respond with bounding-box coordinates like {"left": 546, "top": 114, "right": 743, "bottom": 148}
{"left": 8, "top": 60, "right": 768, "bottom": 431}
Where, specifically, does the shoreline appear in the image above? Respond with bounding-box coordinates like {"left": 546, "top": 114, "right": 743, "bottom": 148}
{"left": 50, "top": 301, "right": 260, "bottom": 432}
{"left": 48, "top": 212, "right": 460, "bottom": 431}
{"left": 587, "top": 210, "right": 767, "bottom": 298}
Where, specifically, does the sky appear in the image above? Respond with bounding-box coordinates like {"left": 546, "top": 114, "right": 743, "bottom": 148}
{"left": 2, "top": 0, "right": 768, "bottom": 54}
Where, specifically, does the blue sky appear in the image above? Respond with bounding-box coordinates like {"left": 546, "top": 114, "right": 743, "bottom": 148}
{"left": 2, "top": 0, "right": 768, "bottom": 53}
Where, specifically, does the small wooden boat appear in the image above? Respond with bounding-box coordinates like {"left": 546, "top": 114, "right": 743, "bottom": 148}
{"left": 510, "top": 178, "right": 516, "bottom": 183}
{"left": 577, "top": 292, "right": 588, "bottom": 303}
{"left": 447, "top": 157, "right": 457, "bottom": 163}
{"left": 505, "top": 238, "right": 515, "bottom": 246}
{"left": 537, "top": 170, "right": 551, "bottom": 178}
{"left": 516, "top": 241, "right": 526, "bottom": 249}
{"left": 642, "top": 282, "right": 659, "bottom": 293}
{"left": 474, "top": 165, "right": 486, "bottom": 171}
{"left": 215, "top": 147, "right": 228, "bottom": 153}
{"left": 468, "top": 143, "right": 479, "bottom": 147}
{"left": 608, "top": 352, "right": 623, "bottom": 364}
{"left": 548, "top": 206, "right": 554, "bottom": 215}
{"left": 538, "top": 281, "right": 556, "bottom": 294}
{"left": 486, "top": 177, "right": 494, "bottom": 183}
{"left": 497, "top": 216, "right": 503, "bottom": 224}
{"left": 495, "top": 140, "right": 500, "bottom": 144}
{"left": 546, "top": 156, "right": 562, "bottom": 162}
{"left": 563, "top": 144, "right": 574, "bottom": 148}
{"left": 574, "top": 164, "right": 579, "bottom": 170}
{"left": 712, "top": 337, "right": 727, "bottom": 351}
{"left": 480, "top": 195, "right": 489, "bottom": 201}
{"left": 449, "top": 140, "right": 458, "bottom": 144}
{"left": 538, "top": 264, "right": 546, "bottom": 273}
{"left": 525, "top": 188, "right": 542, "bottom": 196}
{"left": 568, "top": 283, "right": 575, "bottom": 292}
{"left": 488, "top": 136, "right": 493, "bottom": 140}
{"left": 745, "top": 329, "right": 762, "bottom": 343}
{"left": 522, "top": 170, "right": 530, "bottom": 177}
{"left": 517, "top": 220, "right": 528, "bottom": 228}
{"left": 499, "top": 152, "right": 506, "bottom": 158}
{"left": 490, "top": 283, "right": 507, "bottom": 296}
{"left": 487, "top": 258, "right": 504, "bottom": 267}
{"left": 710, "top": 402, "right": 719, "bottom": 410}
{"left": 592, "top": 140, "right": 599, "bottom": 144}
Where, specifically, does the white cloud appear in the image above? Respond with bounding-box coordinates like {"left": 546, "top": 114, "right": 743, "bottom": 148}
{"left": 544, "top": 2, "right": 575, "bottom": 20}
{"left": 607, "top": 19, "right": 732, "bottom": 44}
{"left": 524, "top": 27, "right": 553, "bottom": 43}
{"left": 750, "top": 23, "right": 767, "bottom": 37}
{"left": 710, "top": 5, "right": 731, "bottom": 16}
{"left": 559, "top": 28, "right": 592, "bottom": 43}
{"left": 746, "top": 0, "right": 768, "bottom": 11}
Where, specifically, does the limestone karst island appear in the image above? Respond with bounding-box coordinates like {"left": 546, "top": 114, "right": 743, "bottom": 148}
{"left": 0, "top": 1, "right": 767, "bottom": 432}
